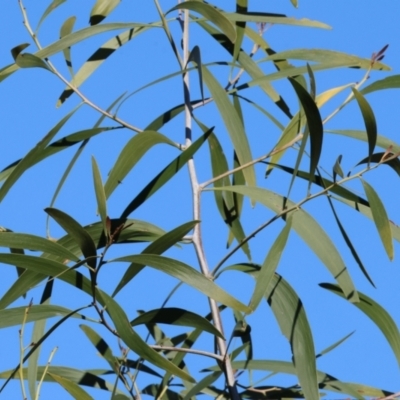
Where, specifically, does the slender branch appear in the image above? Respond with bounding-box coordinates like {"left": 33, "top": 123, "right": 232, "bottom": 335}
{"left": 18, "top": 0, "right": 142, "bottom": 133}
{"left": 212, "top": 152, "right": 400, "bottom": 276}
{"left": 150, "top": 345, "right": 223, "bottom": 361}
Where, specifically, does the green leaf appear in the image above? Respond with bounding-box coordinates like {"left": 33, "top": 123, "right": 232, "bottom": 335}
{"left": 316, "top": 331, "right": 355, "bottom": 358}
{"left": 120, "top": 128, "right": 213, "bottom": 219}
{"left": 356, "top": 152, "right": 400, "bottom": 177}
{"left": 265, "top": 274, "right": 318, "bottom": 400}
{"left": 182, "top": 371, "right": 222, "bottom": 400}
{"left": 333, "top": 154, "right": 344, "bottom": 181}
{"left": 15, "top": 53, "right": 52, "bottom": 72}
{"left": 289, "top": 78, "right": 323, "bottom": 184}
{"left": 360, "top": 179, "right": 394, "bottom": 260}
{"left": 112, "top": 254, "right": 250, "bottom": 313}
{"left": 0, "top": 103, "right": 82, "bottom": 196}
{"left": 91, "top": 157, "right": 108, "bottom": 238}
{"left": 352, "top": 88, "right": 377, "bottom": 165}
{"left": 11, "top": 43, "right": 30, "bottom": 60}
{"left": 36, "top": 0, "right": 67, "bottom": 32}
{"left": 48, "top": 373, "right": 94, "bottom": 400}
{"left": 264, "top": 49, "right": 389, "bottom": 71}
{"left": 202, "top": 66, "right": 256, "bottom": 188}
{"left": 361, "top": 74, "right": 400, "bottom": 95}
{"left": 97, "top": 291, "right": 195, "bottom": 383}
{"left": 211, "top": 186, "right": 358, "bottom": 302}
{"left": 0, "top": 305, "right": 92, "bottom": 329}
{"left": 131, "top": 307, "right": 223, "bottom": 339}
{"left": 168, "top": 1, "right": 237, "bottom": 43}
{"left": 58, "top": 28, "right": 147, "bottom": 106}
{"left": 60, "top": 16, "right": 76, "bottom": 78}
{"left": 320, "top": 283, "right": 400, "bottom": 367}
{"left": 248, "top": 217, "right": 292, "bottom": 312}
{"left": 113, "top": 220, "right": 198, "bottom": 296}
{"left": 0, "top": 232, "right": 79, "bottom": 262}
{"left": 90, "top": 0, "right": 120, "bottom": 25}
{"left": 45, "top": 208, "right": 98, "bottom": 270}
{"left": 187, "top": 46, "right": 205, "bottom": 103}
{"left": 290, "top": 0, "right": 298, "bottom": 7}
{"left": 104, "top": 131, "right": 176, "bottom": 200}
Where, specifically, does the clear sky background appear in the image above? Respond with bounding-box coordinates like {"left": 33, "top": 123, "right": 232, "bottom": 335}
{"left": 0, "top": 1, "right": 400, "bottom": 399}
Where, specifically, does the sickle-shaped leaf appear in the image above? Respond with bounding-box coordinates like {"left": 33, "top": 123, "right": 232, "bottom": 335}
{"left": 11, "top": 43, "right": 30, "bottom": 60}
{"left": 265, "top": 274, "right": 318, "bottom": 400}
{"left": 320, "top": 283, "right": 400, "bottom": 367}
{"left": 104, "top": 131, "right": 176, "bottom": 200}
{"left": 60, "top": 16, "right": 76, "bottom": 78}
{"left": 360, "top": 179, "right": 394, "bottom": 261}
{"left": 248, "top": 217, "right": 292, "bottom": 312}
{"left": 168, "top": 1, "right": 236, "bottom": 43}
{"left": 202, "top": 66, "right": 256, "bottom": 188}
{"left": 0, "top": 103, "right": 82, "bottom": 196}
{"left": 45, "top": 208, "right": 97, "bottom": 269}
{"left": 112, "top": 254, "right": 250, "bottom": 313}
{"left": 120, "top": 128, "right": 213, "bottom": 219}
{"left": 97, "top": 291, "right": 195, "bottom": 383}
{"left": 15, "top": 53, "right": 52, "bottom": 71}
{"left": 352, "top": 88, "right": 377, "bottom": 166}
{"left": 90, "top": 0, "right": 120, "bottom": 25}
{"left": 36, "top": 0, "right": 67, "bottom": 32}
{"left": 361, "top": 74, "right": 400, "bottom": 95}
{"left": 113, "top": 220, "right": 198, "bottom": 296}
{"left": 91, "top": 157, "right": 108, "bottom": 238}
{"left": 187, "top": 46, "right": 205, "bottom": 103}
{"left": 289, "top": 77, "right": 323, "bottom": 184}
{"left": 333, "top": 154, "right": 344, "bottom": 181}
{"left": 0, "top": 232, "right": 79, "bottom": 262}
{"left": 316, "top": 331, "right": 355, "bottom": 358}
{"left": 211, "top": 186, "right": 358, "bottom": 302}
{"left": 356, "top": 152, "right": 400, "bottom": 177}
{"left": 232, "top": 0, "right": 248, "bottom": 72}
{"left": 0, "top": 305, "right": 93, "bottom": 329}
{"left": 131, "top": 307, "right": 223, "bottom": 339}
{"left": 48, "top": 373, "right": 94, "bottom": 400}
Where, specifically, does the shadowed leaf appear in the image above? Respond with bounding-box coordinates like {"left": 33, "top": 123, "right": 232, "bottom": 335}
{"left": 90, "top": 0, "right": 120, "bottom": 25}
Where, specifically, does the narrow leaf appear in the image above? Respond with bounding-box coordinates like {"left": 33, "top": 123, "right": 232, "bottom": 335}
{"left": 202, "top": 66, "right": 256, "bottom": 188}
{"left": 320, "top": 283, "right": 400, "bottom": 367}
{"left": 15, "top": 53, "right": 52, "bottom": 72}
{"left": 187, "top": 46, "right": 204, "bottom": 103}
{"left": 265, "top": 274, "right": 318, "bottom": 400}
{"left": 36, "top": 0, "right": 67, "bottom": 32}
{"left": 352, "top": 88, "right": 377, "bottom": 165}
{"left": 90, "top": 0, "right": 120, "bottom": 25}
{"left": 113, "top": 220, "right": 198, "bottom": 296}
{"left": 333, "top": 154, "right": 344, "bottom": 181}
{"left": 45, "top": 208, "right": 97, "bottom": 269}
{"left": 361, "top": 74, "right": 400, "bottom": 95}
{"left": 97, "top": 291, "right": 195, "bottom": 383}
{"left": 48, "top": 373, "right": 94, "bottom": 400}
{"left": 112, "top": 254, "right": 250, "bottom": 313}
{"left": 289, "top": 78, "right": 323, "bottom": 184}
{"left": 248, "top": 217, "right": 292, "bottom": 312}
{"left": 360, "top": 179, "right": 394, "bottom": 260}
{"left": 356, "top": 152, "right": 400, "bottom": 178}
{"left": 60, "top": 16, "right": 76, "bottom": 77}
{"left": 120, "top": 128, "right": 213, "bottom": 218}
{"left": 211, "top": 186, "right": 358, "bottom": 301}
{"left": 131, "top": 307, "right": 223, "bottom": 338}
{"left": 91, "top": 157, "right": 108, "bottom": 238}
{"left": 168, "top": 1, "right": 237, "bottom": 43}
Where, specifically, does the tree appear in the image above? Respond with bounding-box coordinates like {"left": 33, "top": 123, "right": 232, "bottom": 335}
{"left": 0, "top": 1, "right": 399, "bottom": 399}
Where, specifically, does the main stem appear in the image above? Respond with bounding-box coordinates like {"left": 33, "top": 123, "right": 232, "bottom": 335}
{"left": 181, "top": 7, "right": 240, "bottom": 400}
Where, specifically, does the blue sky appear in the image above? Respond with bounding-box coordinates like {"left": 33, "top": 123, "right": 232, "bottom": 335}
{"left": 0, "top": 1, "right": 400, "bottom": 398}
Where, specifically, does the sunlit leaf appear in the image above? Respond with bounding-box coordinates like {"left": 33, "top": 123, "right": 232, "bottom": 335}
{"left": 60, "top": 16, "right": 76, "bottom": 77}
{"left": 131, "top": 307, "right": 223, "bottom": 338}
{"left": 112, "top": 254, "right": 250, "bottom": 313}
{"left": 113, "top": 220, "right": 197, "bottom": 296}
{"left": 289, "top": 78, "right": 323, "bottom": 186}
{"left": 265, "top": 274, "right": 318, "bottom": 400}
{"left": 211, "top": 186, "right": 358, "bottom": 301}
{"left": 202, "top": 66, "right": 256, "bottom": 188}
{"left": 168, "top": 1, "right": 237, "bottom": 43}
{"left": 361, "top": 74, "right": 400, "bottom": 95}
{"left": 352, "top": 88, "right": 377, "bottom": 165}
{"left": 120, "top": 128, "right": 213, "bottom": 219}
{"left": 15, "top": 53, "right": 52, "bottom": 71}
{"left": 97, "top": 291, "right": 195, "bottom": 383}
{"left": 90, "top": 0, "right": 120, "bottom": 25}
{"left": 36, "top": 0, "right": 67, "bottom": 32}
{"left": 316, "top": 331, "right": 355, "bottom": 358}
{"left": 11, "top": 43, "right": 30, "bottom": 60}
{"left": 47, "top": 373, "right": 95, "bottom": 400}
{"left": 187, "top": 45, "right": 205, "bottom": 103}
{"left": 360, "top": 179, "right": 393, "bottom": 260}
{"left": 45, "top": 208, "right": 97, "bottom": 270}
{"left": 321, "top": 283, "right": 400, "bottom": 367}
{"left": 248, "top": 217, "right": 292, "bottom": 312}
{"left": 356, "top": 152, "right": 400, "bottom": 178}
{"left": 91, "top": 157, "right": 108, "bottom": 238}
{"left": 104, "top": 131, "right": 176, "bottom": 200}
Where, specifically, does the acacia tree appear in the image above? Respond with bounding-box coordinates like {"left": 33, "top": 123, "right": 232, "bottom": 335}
{"left": 0, "top": 1, "right": 399, "bottom": 399}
